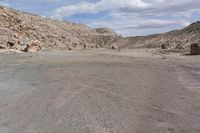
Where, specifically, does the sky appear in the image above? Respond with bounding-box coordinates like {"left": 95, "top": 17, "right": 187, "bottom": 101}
{"left": 0, "top": 0, "right": 200, "bottom": 36}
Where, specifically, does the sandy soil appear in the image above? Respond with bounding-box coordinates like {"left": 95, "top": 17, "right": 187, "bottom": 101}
{"left": 0, "top": 49, "right": 200, "bottom": 133}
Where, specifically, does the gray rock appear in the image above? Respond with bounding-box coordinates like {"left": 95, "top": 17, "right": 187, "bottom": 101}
{"left": 190, "top": 43, "right": 200, "bottom": 55}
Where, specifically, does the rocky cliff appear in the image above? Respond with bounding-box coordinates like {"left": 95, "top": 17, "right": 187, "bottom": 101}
{"left": 0, "top": 6, "right": 120, "bottom": 52}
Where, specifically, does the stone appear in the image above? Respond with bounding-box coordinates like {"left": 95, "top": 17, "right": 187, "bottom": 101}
{"left": 190, "top": 43, "right": 200, "bottom": 55}
{"left": 111, "top": 45, "right": 118, "bottom": 49}
{"left": 175, "top": 44, "right": 184, "bottom": 50}
{"left": 68, "top": 47, "right": 72, "bottom": 50}
{"left": 15, "top": 44, "right": 27, "bottom": 51}
{"left": 83, "top": 43, "right": 87, "bottom": 49}
{"left": 161, "top": 44, "right": 168, "bottom": 49}
{"left": 7, "top": 40, "right": 16, "bottom": 47}
{"left": 14, "top": 33, "right": 19, "bottom": 38}
{"left": 0, "top": 44, "right": 6, "bottom": 49}
{"left": 24, "top": 40, "right": 42, "bottom": 52}
{"left": 95, "top": 45, "right": 100, "bottom": 48}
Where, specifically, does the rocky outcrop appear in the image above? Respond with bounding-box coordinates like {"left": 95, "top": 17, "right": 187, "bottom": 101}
{"left": 0, "top": 6, "right": 120, "bottom": 52}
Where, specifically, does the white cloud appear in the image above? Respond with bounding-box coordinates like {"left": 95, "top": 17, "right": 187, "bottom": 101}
{"left": 49, "top": 0, "right": 198, "bottom": 36}
{"left": 51, "top": 0, "right": 200, "bottom": 18}
{"left": 89, "top": 16, "right": 191, "bottom": 35}
{"left": 51, "top": 0, "right": 150, "bottom": 18}
{"left": 122, "top": 19, "right": 190, "bottom": 29}
{"left": 0, "top": 1, "right": 10, "bottom": 7}
{"left": 176, "top": 9, "right": 200, "bottom": 17}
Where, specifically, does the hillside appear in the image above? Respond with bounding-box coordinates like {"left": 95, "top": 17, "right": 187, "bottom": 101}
{"left": 1, "top": 5, "right": 199, "bottom": 53}
{"left": 113, "top": 21, "right": 200, "bottom": 50}
{"left": 0, "top": 6, "right": 120, "bottom": 52}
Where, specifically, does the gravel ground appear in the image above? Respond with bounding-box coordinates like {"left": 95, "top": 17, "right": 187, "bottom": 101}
{"left": 0, "top": 49, "right": 200, "bottom": 133}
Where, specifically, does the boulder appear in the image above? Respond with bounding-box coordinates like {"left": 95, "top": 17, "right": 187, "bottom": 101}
{"left": 14, "top": 33, "right": 19, "bottom": 38}
{"left": 7, "top": 40, "right": 16, "bottom": 47}
{"left": 24, "top": 40, "right": 42, "bottom": 52}
{"left": 83, "top": 43, "right": 87, "bottom": 49}
{"left": 111, "top": 45, "right": 118, "bottom": 49}
{"left": 68, "top": 46, "right": 72, "bottom": 50}
{"left": 190, "top": 43, "right": 200, "bottom": 55}
{"left": 175, "top": 44, "right": 184, "bottom": 50}
{"left": 0, "top": 44, "right": 6, "bottom": 49}
{"left": 161, "top": 44, "right": 168, "bottom": 49}
{"left": 15, "top": 44, "right": 27, "bottom": 51}
{"left": 95, "top": 45, "right": 101, "bottom": 48}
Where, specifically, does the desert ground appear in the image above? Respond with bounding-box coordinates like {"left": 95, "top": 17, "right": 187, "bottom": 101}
{"left": 0, "top": 49, "right": 200, "bottom": 133}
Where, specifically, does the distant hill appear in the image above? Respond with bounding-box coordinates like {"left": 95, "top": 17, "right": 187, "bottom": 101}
{"left": 112, "top": 21, "right": 200, "bottom": 50}
{"left": 0, "top": 6, "right": 120, "bottom": 51}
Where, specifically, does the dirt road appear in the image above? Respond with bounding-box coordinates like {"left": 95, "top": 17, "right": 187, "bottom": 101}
{"left": 0, "top": 50, "right": 200, "bottom": 133}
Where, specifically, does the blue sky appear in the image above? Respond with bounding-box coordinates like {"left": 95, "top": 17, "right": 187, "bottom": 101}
{"left": 0, "top": 0, "right": 200, "bottom": 36}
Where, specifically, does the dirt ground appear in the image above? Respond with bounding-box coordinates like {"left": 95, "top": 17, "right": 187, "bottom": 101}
{"left": 0, "top": 49, "right": 200, "bottom": 133}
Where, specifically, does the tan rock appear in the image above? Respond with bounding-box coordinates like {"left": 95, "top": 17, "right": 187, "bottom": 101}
{"left": 95, "top": 45, "right": 101, "bottom": 48}
{"left": 111, "top": 45, "right": 118, "bottom": 49}
{"left": 7, "top": 40, "right": 16, "bottom": 47}
{"left": 14, "top": 33, "right": 19, "bottom": 38}
{"left": 175, "top": 44, "right": 184, "bottom": 50}
{"left": 161, "top": 44, "right": 169, "bottom": 49}
{"left": 0, "top": 44, "right": 6, "bottom": 49}
{"left": 25, "top": 40, "right": 42, "bottom": 52}
{"left": 15, "top": 44, "right": 26, "bottom": 51}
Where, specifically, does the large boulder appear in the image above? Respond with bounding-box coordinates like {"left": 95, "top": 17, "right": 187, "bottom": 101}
{"left": 111, "top": 45, "right": 118, "bottom": 49}
{"left": 7, "top": 39, "right": 17, "bottom": 47}
{"left": 161, "top": 43, "right": 169, "bottom": 49}
{"left": 190, "top": 43, "right": 200, "bottom": 55}
{"left": 24, "top": 40, "right": 42, "bottom": 52}
{"left": 0, "top": 44, "right": 6, "bottom": 49}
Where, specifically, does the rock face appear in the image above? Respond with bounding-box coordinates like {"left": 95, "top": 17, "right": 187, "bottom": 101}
{"left": 0, "top": 6, "right": 120, "bottom": 52}
{"left": 112, "top": 21, "right": 200, "bottom": 51}
{"left": 190, "top": 43, "right": 200, "bottom": 55}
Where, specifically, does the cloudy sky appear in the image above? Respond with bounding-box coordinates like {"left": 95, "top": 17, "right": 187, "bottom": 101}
{"left": 0, "top": 0, "right": 200, "bottom": 36}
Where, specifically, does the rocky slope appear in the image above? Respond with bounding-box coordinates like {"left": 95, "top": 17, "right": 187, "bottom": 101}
{"left": 1, "top": 5, "right": 199, "bottom": 53}
{"left": 0, "top": 6, "right": 120, "bottom": 52}
{"left": 113, "top": 21, "right": 200, "bottom": 51}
